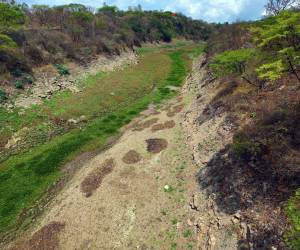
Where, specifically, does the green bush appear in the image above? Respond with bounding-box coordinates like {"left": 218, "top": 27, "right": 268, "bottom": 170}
{"left": 15, "top": 80, "right": 24, "bottom": 89}
{"left": 232, "top": 132, "right": 265, "bottom": 162}
{"left": 0, "top": 89, "right": 7, "bottom": 103}
{"left": 11, "top": 68, "right": 23, "bottom": 77}
{"left": 55, "top": 64, "right": 70, "bottom": 76}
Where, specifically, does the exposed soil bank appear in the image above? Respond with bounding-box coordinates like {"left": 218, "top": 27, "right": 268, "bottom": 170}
{"left": 5, "top": 51, "right": 137, "bottom": 109}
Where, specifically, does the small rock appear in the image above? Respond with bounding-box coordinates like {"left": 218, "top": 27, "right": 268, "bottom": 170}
{"left": 234, "top": 211, "right": 241, "bottom": 219}
{"left": 187, "top": 219, "right": 194, "bottom": 226}
{"left": 164, "top": 185, "right": 170, "bottom": 192}
{"left": 240, "top": 222, "right": 251, "bottom": 240}
{"left": 5, "top": 136, "right": 21, "bottom": 149}
{"left": 231, "top": 217, "right": 240, "bottom": 224}
{"left": 79, "top": 115, "right": 87, "bottom": 122}
{"left": 68, "top": 118, "right": 78, "bottom": 124}
{"left": 38, "top": 94, "right": 48, "bottom": 99}
{"left": 190, "top": 194, "right": 201, "bottom": 211}
{"left": 176, "top": 222, "right": 183, "bottom": 230}
{"left": 68, "top": 86, "right": 81, "bottom": 93}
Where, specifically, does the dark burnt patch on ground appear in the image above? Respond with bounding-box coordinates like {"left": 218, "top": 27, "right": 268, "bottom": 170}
{"left": 198, "top": 146, "right": 292, "bottom": 249}
{"left": 81, "top": 158, "right": 115, "bottom": 197}
{"left": 10, "top": 222, "right": 65, "bottom": 250}
{"left": 145, "top": 138, "right": 168, "bottom": 154}
{"left": 122, "top": 150, "right": 142, "bottom": 164}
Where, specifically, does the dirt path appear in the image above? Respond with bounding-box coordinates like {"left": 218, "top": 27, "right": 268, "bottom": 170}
{"left": 8, "top": 56, "right": 242, "bottom": 250}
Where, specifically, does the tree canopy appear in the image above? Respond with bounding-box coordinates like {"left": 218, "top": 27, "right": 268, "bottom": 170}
{"left": 0, "top": 3, "right": 25, "bottom": 32}
{"left": 210, "top": 10, "right": 300, "bottom": 85}
{"left": 251, "top": 11, "right": 300, "bottom": 81}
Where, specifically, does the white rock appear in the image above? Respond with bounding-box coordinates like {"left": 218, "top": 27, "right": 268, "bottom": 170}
{"left": 68, "top": 118, "right": 78, "bottom": 124}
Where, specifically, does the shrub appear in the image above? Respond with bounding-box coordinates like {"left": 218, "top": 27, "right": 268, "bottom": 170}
{"left": 55, "top": 64, "right": 70, "bottom": 76}
{"left": 232, "top": 132, "right": 267, "bottom": 162}
{"left": 11, "top": 68, "right": 23, "bottom": 77}
{"left": 15, "top": 80, "right": 24, "bottom": 89}
{"left": 0, "top": 89, "right": 7, "bottom": 103}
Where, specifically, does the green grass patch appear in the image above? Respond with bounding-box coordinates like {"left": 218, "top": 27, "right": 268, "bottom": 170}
{"left": 0, "top": 44, "right": 203, "bottom": 234}
{"left": 285, "top": 189, "right": 300, "bottom": 249}
{"left": 183, "top": 229, "right": 192, "bottom": 238}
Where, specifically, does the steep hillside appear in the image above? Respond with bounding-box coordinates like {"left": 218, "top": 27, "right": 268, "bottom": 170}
{"left": 205, "top": 9, "right": 300, "bottom": 249}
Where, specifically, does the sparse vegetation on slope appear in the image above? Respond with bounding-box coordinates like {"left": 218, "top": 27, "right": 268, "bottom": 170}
{"left": 205, "top": 6, "right": 300, "bottom": 249}
{"left": 0, "top": 1, "right": 212, "bottom": 91}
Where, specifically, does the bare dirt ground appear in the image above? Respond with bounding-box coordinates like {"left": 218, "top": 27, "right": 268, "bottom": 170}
{"left": 6, "top": 56, "right": 244, "bottom": 250}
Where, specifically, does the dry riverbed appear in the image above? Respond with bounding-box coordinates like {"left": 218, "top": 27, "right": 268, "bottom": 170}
{"left": 5, "top": 55, "right": 248, "bottom": 250}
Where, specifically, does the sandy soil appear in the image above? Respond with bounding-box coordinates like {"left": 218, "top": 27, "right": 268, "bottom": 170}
{"left": 7, "top": 55, "right": 242, "bottom": 250}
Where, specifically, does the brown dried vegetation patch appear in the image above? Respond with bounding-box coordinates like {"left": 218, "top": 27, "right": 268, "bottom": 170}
{"left": 10, "top": 222, "right": 65, "bottom": 250}
{"left": 122, "top": 150, "right": 142, "bottom": 164}
{"left": 145, "top": 138, "right": 168, "bottom": 154}
{"left": 151, "top": 120, "right": 176, "bottom": 132}
{"left": 133, "top": 118, "right": 159, "bottom": 131}
{"left": 81, "top": 158, "right": 115, "bottom": 197}
{"left": 167, "top": 104, "right": 184, "bottom": 117}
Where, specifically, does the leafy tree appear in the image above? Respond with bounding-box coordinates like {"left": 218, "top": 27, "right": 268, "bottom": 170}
{"left": 63, "top": 3, "right": 87, "bottom": 12}
{"left": 256, "top": 59, "right": 286, "bottom": 81}
{"left": 98, "top": 4, "right": 118, "bottom": 14}
{"left": 0, "top": 33, "right": 17, "bottom": 50}
{"left": 0, "top": 3, "right": 25, "bottom": 32}
{"left": 210, "top": 48, "right": 258, "bottom": 85}
{"left": 31, "top": 5, "right": 51, "bottom": 26}
{"left": 251, "top": 11, "right": 300, "bottom": 82}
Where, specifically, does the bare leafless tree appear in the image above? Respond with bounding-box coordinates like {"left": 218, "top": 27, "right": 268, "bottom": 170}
{"left": 265, "top": 0, "right": 299, "bottom": 15}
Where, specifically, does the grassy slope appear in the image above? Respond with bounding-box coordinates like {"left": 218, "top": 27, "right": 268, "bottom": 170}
{"left": 0, "top": 43, "right": 204, "bottom": 234}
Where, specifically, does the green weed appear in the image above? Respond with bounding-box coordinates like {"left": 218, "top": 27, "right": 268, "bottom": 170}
{"left": 55, "top": 64, "right": 70, "bottom": 76}
{"left": 183, "top": 229, "right": 192, "bottom": 238}
{"left": 285, "top": 189, "right": 300, "bottom": 249}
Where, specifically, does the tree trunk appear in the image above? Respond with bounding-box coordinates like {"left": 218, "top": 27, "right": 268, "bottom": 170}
{"left": 287, "top": 56, "right": 300, "bottom": 83}
{"left": 242, "top": 76, "right": 255, "bottom": 86}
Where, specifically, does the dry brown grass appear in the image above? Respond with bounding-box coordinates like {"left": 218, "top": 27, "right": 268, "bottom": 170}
{"left": 81, "top": 158, "right": 115, "bottom": 197}
{"left": 122, "top": 150, "right": 142, "bottom": 164}
{"left": 145, "top": 138, "right": 168, "bottom": 153}
{"left": 151, "top": 120, "right": 175, "bottom": 132}
{"left": 10, "top": 222, "right": 65, "bottom": 250}
{"left": 133, "top": 118, "right": 159, "bottom": 131}
{"left": 167, "top": 104, "right": 184, "bottom": 117}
